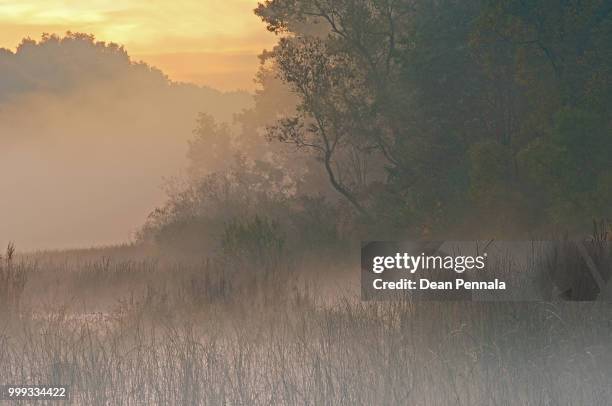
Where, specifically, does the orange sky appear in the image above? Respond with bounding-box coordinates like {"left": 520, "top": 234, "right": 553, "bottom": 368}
{"left": 0, "top": 0, "right": 277, "bottom": 91}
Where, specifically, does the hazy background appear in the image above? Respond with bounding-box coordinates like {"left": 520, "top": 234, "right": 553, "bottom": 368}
{"left": 0, "top": 0, "right": 280, "bottom": 250}
{"left": 0, "top": 34, "right": 252, "bottom": 250}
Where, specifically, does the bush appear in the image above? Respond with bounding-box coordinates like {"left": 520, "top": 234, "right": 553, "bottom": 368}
{"left": 220, "top": 216, "right": 285, "bottom": 270}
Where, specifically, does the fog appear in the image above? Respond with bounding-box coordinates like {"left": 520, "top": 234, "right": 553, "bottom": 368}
{"left": 0, "top": 34, "right": 252, "bottom": 250}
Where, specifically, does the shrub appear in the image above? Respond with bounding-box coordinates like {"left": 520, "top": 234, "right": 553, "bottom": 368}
{"left": 220, "top": 216, "right": 285, "bottom": 270}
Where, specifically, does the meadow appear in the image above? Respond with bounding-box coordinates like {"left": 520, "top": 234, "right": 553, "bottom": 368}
{"left": 1, "top": 243, "right": 611, "bottom": 405}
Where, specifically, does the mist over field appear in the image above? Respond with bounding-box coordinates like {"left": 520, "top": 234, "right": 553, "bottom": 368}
{"left": 0, "top": 34, "right": 252, "bottom": 250}
{"left": 0, "top": 1, "right": 611, "bottom": 404}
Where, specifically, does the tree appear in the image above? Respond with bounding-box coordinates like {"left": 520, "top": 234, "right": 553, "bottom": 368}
{"left": 254, "top": 0, "right": 612, "bottom": 235}
{"left": 256, "top": 0, "right": 412, "bottom": 218}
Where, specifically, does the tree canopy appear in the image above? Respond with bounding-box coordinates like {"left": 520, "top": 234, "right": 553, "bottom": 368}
{"left": 253, "top": 0, "right": 612, "bottom": 237}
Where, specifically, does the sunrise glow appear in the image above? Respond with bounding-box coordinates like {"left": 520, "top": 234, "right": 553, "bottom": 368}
{"left": 0, "top": 0, "right": 276, "bottom": 90}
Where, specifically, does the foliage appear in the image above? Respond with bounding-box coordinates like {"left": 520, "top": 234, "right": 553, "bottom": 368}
{"left": 144, "top": 0, "right": 610, "bottom": 248}
{"left": 221, "top": 216, "right": 285, "bottom": 269}
{"left": 254, "top": 0, "right": 612, "bottom": 236}
{"left": 468, "top": 140, "right": 515, "bottom": 208}
{"left": 518, "top": 107, "right": 612, "bottom": 225}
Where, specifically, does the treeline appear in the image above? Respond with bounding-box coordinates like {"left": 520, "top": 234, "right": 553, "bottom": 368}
{"left": 141, "top": 0, "right": 612, "bottom": 252}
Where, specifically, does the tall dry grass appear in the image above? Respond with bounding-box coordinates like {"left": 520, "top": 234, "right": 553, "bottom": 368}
{"left": 0, "top": 244, "right": 610, "bottom": 404}
{"left": 0, "top": 243, "right": 31, "bottom": 312}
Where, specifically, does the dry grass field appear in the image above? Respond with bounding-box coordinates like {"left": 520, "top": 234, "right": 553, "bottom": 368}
{"left": 1, "top": 243, "right": 611, "bottom": 405}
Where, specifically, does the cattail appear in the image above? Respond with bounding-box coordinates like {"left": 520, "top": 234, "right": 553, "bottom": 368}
{"left": 6, "top": 242, "right": 15, "bottom": 262}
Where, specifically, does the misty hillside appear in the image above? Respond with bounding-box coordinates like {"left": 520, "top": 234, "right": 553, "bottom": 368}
{"left": 0, "top": 33, "right": 253, "bottom": 250}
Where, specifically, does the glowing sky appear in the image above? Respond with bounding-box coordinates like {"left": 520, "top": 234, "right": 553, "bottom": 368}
{"left": 0, "top": 0, "right": 276, "bottom": 90}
